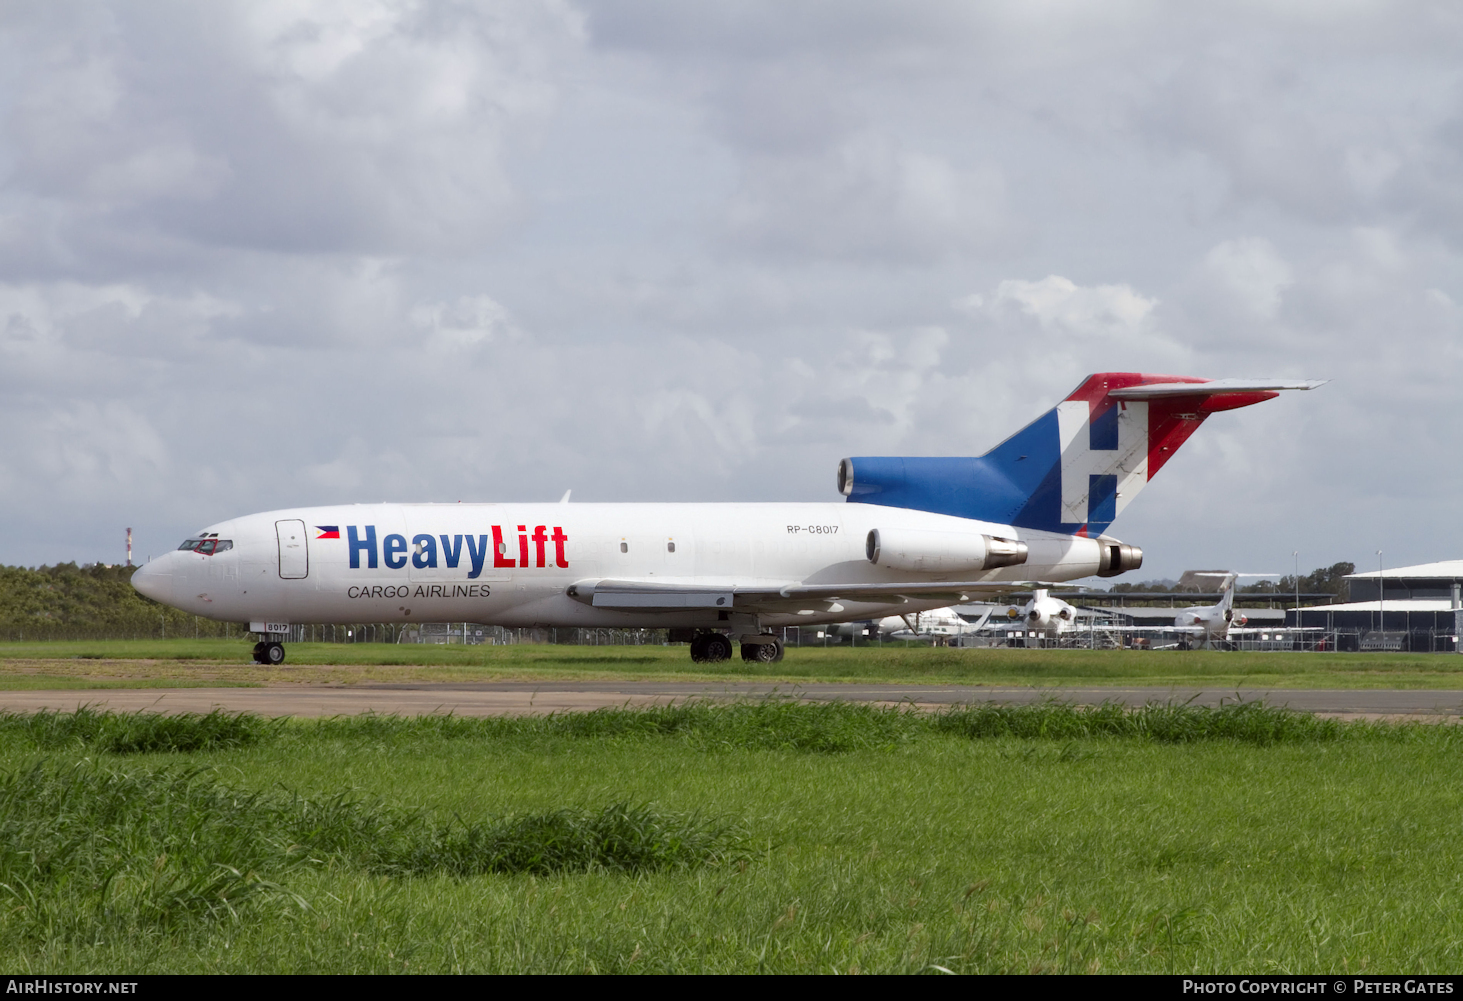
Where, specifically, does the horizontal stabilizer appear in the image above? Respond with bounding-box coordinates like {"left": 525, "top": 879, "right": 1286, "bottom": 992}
{"left": 1109, "top": 378, "right": 1327, "bottom": 399}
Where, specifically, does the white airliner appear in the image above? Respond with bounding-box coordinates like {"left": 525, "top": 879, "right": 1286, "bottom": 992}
{"left": 131, "top": 373, "right": 1323, "bottom": 665}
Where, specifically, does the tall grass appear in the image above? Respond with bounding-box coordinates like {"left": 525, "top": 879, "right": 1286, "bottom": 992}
{"left": 0, "top": 707, "right": 279, "bottom": 753}
{"left": 0, "top": 701, "right": 1429, "bottom": 761}
{"left": 311, "top": 699, "right": 920, "bottom": 752}
{"left": 0, "top": 758, "right": 747, "bottom": 948}
{"left": 1, "top": 701, "right": 1460, "bottom": 972}
{"left": 929, "top": 699, "right": 1407, "bottom": 744}
{"left": 310, "top": 699, "right": 1428, "bottom": 750}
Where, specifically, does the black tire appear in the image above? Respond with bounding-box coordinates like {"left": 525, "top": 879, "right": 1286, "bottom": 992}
{"left": 251, "top": 641, "right": 266, "bottom": 664}
{"left": 741, "top": 641, "right": 780, "bottom": 664}
{"left": 703, "top": 634, "right": 733, "bottom": 662}
{"left": 264, "top": 642, "right": 286, "bottom": 665}
{"left": 689, "top": 634, "right": 709, "bottom": 663}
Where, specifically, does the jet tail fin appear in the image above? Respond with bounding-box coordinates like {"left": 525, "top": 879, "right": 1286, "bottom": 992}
{"left": 841, "top": 374, "right": 1324, "bottom": 535}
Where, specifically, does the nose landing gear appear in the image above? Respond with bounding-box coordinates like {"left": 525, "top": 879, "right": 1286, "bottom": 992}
{"left": 252, "top": 641, "right": 286, "bottom": 665}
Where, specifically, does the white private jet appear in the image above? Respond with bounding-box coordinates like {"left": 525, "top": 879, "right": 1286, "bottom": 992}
{"left": 1171, "top": 572, "right": 1277, "bottom": 648}
{"left": 131, "top": 373, "right": 1322, "bottom": 665}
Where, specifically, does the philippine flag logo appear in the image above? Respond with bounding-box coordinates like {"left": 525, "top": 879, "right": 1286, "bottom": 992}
{"left": 314, "top": 526, "right": 340, "bottom": 540}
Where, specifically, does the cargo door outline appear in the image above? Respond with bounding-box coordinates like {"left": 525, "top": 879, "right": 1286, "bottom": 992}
{"left": 276, "top": 520, "right": 308, "bottom": 579}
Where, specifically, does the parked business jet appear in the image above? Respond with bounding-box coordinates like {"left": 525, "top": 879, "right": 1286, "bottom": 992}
{"left": 1172, "top": 572, "right": 1276, "bottom": 648}
{"left": 131, "top": 373, "right": 1322, "bottom": 665}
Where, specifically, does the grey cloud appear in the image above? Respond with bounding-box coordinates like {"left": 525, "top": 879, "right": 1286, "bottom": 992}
{"left": 3, "top": 0, "right": 582, "bottom": 257}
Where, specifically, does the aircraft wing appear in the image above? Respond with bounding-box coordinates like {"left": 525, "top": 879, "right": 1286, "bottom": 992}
{"left": 575, "top": 579, "right": 1056, "bottom": 613}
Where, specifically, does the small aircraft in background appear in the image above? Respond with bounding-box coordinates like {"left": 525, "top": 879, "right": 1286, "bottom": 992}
{"left": 1172, "top": 572, "right": 1277, "bottom": 648}
{"left": 1002, "top": 588, "right": 1082, "bottom": 636}
{"left": 880, "top": 604, "right": 997, "bottom": 643}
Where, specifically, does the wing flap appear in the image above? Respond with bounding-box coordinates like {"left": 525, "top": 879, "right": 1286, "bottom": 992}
{"left": 570, "top": 578, "right": 1052, "bottom": 613}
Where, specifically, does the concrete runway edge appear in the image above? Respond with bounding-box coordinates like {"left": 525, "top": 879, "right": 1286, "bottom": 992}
{"left": 0, "top": 682, "right": 1460, "bottom": 718}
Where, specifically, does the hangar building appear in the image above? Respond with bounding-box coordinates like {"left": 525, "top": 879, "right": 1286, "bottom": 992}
{"left": 1288, "top": 561, "right": 1463, "bottom": 652}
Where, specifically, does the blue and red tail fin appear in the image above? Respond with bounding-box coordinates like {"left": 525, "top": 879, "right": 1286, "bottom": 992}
{"left": 840, "top": 373, "right": 1321, "bottom": 534}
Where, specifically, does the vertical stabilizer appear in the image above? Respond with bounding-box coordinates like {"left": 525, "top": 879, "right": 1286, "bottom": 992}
{"left": 840, "top": 374, "right": 1322, "bottom": 534}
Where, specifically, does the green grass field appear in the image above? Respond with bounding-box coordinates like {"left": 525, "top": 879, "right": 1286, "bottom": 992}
{"left": 1, "top": 702, "right": 1459, "bottom": 973}
{"left": 2, "top": 638, "right": 1463, "bottom": 689}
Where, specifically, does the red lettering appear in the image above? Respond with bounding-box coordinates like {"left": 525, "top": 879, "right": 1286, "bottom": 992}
{"left": 552, "top": 526, "right": 568, "bottom": 568}
{"left": 532, "top": 525, "right": 548, "bottom": 568}
{"left": 517, "top": 525, "right": 529, "bottom": 568}
{"left": 492, "top": 526, "right": 515, "bottom": 568}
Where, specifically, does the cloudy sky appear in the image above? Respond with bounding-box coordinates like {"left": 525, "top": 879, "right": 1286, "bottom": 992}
{"left": 2, "top": 1, "right": 1460, "bottom": 581}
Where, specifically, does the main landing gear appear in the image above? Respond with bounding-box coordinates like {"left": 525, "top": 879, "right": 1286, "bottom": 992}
{"left": 740, "top": 637, "right": 784, "bottom": 663}
{"left": 689, "top": 633, "right": 734, "bottom": 663}
{"left": 684, "top": 631, "right": 785, "bottom": 664}
{"left": 252, "top": 641, "right": 286, "bottom": 665}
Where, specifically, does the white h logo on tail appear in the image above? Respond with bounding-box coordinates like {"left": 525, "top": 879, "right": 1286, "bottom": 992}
{"left": 1055, "top": 400, "right": 1149, "bottom": 527}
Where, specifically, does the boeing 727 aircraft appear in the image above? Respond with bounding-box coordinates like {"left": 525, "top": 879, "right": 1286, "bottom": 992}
{"left": 131, "top": 373, "right": 1323, "bottom": 664}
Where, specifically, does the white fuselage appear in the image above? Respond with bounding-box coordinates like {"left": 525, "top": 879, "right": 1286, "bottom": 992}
{"left": 132, "top": 502, "right": 1108, "bottom": 632}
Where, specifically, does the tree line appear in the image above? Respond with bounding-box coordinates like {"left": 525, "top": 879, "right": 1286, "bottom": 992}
{"left": 1106, "top": 563, "right": 1356, "bottom": 598}
{"left": 0, "top": 563, "right": 241, "bottom": 641}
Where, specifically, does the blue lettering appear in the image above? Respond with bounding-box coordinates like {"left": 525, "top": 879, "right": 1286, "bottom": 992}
{"left": 411, "top": 534, "right": 438, "bottom": 569}
{"left": 464, "top": 534, "right": 489, "bottom": 579}
{"left": 440, "top": 534, "right": 463, "bottom": 568}
{"left": 383, "top": 534, "right": 408, "bottom": 570}
{"left": 348, "top": 525, "right": 377, "bottom": 569}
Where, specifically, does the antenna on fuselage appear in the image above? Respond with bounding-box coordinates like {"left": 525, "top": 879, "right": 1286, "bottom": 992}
{"left": 559, "top": 490, "right": 572, "bottom": 504}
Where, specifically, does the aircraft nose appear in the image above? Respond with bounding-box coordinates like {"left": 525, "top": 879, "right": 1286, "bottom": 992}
{"left": 131, "top": 559, "right": 174, "bottom": 605}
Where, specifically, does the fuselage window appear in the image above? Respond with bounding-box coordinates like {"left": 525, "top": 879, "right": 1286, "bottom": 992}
{"left": 667, "top": 541, "right": 676, "bottom": 553}
{"left": 620, "top": 542, "right": 628, "bottom": 553}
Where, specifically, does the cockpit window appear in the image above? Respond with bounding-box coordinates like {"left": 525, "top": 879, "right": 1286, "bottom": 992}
{"left": 179, "top": 538, "right": 232, "bottom": 554}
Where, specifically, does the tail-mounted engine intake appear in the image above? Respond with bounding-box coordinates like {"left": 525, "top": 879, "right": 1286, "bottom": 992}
{"left": 1097, "top": 541, "right": 1143, "bottom": 578}
{"left": 865, "top": 528, "right": 1028, "bottom": 574}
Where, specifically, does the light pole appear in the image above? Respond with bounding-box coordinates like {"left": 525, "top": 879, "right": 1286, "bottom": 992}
{"left": 1293, "top": 551, "right": 1300, "bottom": 635}
{"left": 1376, "top": 550, "right": 1384, "bottom": 637}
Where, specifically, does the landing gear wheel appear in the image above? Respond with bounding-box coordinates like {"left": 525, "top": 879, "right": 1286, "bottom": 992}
{"left": 264, "top": 642, "right": 286, "bottom": 665}
{"left": 741, "top": 639, "right": 784, "bottom": 663}
{"left": 689, "top": 632, "right": 733, "bottom": 663}
{"left": 251, "top": 641, "right": 266, "bottom": 664}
